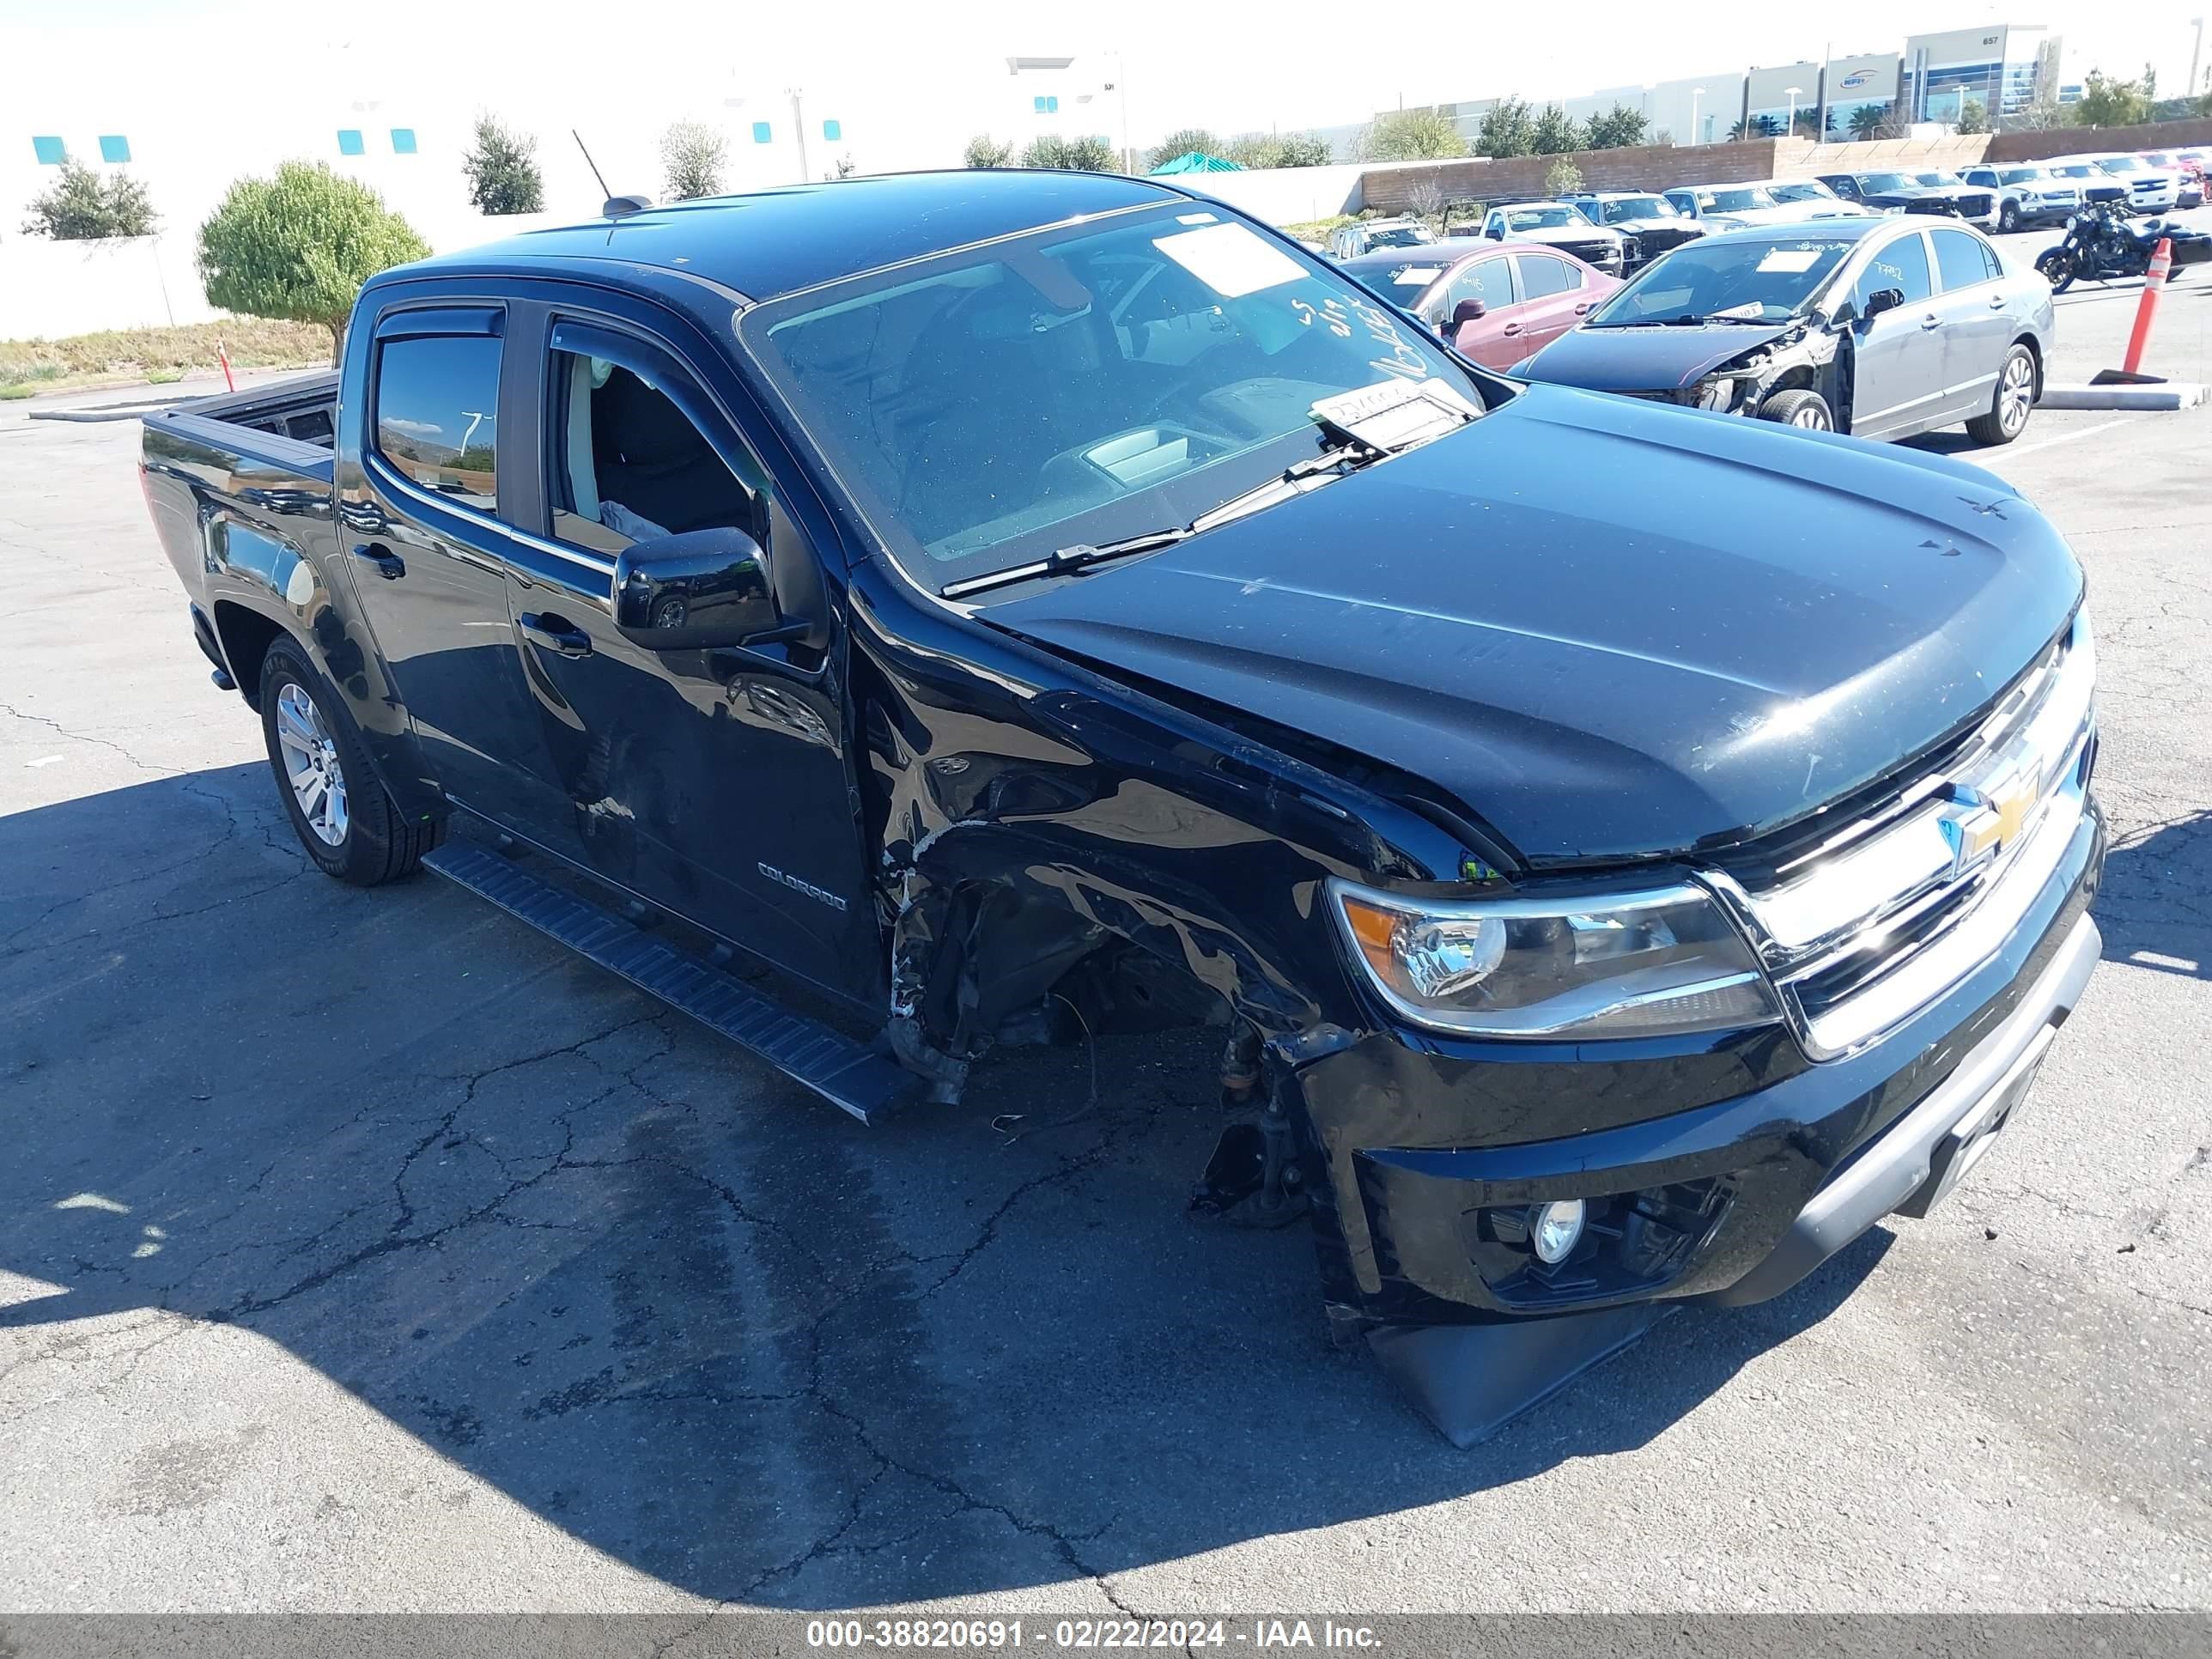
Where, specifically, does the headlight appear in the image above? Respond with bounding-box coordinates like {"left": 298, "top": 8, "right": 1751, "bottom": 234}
{"left": 1329, "top": 879, "right": 1782, "bottom": 1039}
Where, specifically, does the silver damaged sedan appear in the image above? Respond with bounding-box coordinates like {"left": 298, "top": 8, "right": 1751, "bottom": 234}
{"left": 1509, "top": 218, "right": 2054, "bottom": 446}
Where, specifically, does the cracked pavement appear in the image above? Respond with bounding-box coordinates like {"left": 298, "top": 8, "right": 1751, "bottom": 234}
{"left": 2, "top": 275, "right": 2209, "bottom": 1618}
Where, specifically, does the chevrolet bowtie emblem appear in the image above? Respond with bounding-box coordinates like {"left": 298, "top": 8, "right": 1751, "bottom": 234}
{"left": 1940, "top": 773, "right": 2039, "bottom": 878}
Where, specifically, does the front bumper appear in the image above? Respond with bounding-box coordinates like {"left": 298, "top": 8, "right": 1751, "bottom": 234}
{"left": 1290, "top": 801, "right": 2104, "bottom": 1327}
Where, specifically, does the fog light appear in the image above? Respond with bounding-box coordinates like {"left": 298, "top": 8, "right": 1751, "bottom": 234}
{"left": 1531, "top": 1200, "right": 1586, "bottom": 1264}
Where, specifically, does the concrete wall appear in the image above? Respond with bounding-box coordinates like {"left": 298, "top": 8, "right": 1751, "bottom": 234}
{"left": 1988, "top": 118, "right": 2212, "bottom": 162}
{"left": 0, "top": 236, "right": 216, "bottom": 337}
{"left": 1, "top": 207, "right": 572, "bottom": 342}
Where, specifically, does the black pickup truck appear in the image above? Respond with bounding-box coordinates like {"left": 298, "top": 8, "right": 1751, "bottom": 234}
{"left": 142, "top": 169, "right": 2103, "bottom": 1444}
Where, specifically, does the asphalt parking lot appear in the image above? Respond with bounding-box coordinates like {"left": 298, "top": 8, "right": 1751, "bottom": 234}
{"left": 3, "top": 243, "right": 2209, "bottom": 1620}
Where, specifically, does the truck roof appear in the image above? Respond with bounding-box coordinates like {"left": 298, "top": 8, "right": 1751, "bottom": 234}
{"left": 404, "top": 168, "right": 1184, "bottom": 304}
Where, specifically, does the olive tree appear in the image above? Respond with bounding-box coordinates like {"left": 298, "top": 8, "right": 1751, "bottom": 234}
{"left": 1019, "top": 134, "right": 1118, "bottom": 171}
{"left": 1360, "top": 107, "right": 1469, "bottom": 161}
{"left": 462, "top": 115, "right": 545, "bottom": 215}
{"left": 198, "top": 162, "right": 430, "bottom": 364}
{"left": 963, "top": 133, "right": 1015, "bottom": 168}
{"left": 1147, "top": 128, "right": 1223, "bottom": 169}
{"left": 21, "top": 154, "right": 158, "bottom": 240}
{"left": 661, "top": 120, "right": 729, "bottom": 200}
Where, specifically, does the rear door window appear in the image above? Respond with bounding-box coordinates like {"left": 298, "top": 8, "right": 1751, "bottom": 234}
{"left": 1931, "top": 228, "right": 1994, "bottom": 292}
{"left": 374, "top": 335, "right": 501, "bottom": 513}
{"left": 1513, "top": 254, "right": 1576, "bottom": 299}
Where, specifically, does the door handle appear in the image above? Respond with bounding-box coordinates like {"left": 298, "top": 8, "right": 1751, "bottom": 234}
{"left": 1572, "top": 302, "right": 1592, "bottom": 315}
{"left": 1501, "top": 321, "right": 1522, "bottom": 335}
{"left": 1987, "top": 295, "right": 2008, "bottom": 309}
{"left": 518, "top": 613, "right": 593, "bottom": 658}
{"left": 1920, "top": 313, "right": 1943, "bottom": 330}
{"left": 351, "top": 542, "right": 405, "bottom": 580}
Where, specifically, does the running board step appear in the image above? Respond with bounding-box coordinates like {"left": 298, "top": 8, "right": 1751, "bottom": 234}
{"left": 423, "top": 841, "right": 919, "bottom": 1124}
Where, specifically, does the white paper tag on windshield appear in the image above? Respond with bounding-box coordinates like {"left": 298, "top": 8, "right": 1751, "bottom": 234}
{"left": 1393, "top": 266, "right": 1445, "bottom": 286}
{"left": 1757, "top": 249, "right": 1821, "bottom": 272}
{"left": 1152, "top": 222, "right": 1305, "bottom": 297}
{"left": 1310, "top": 377, "right": 1480, "bottom": 450}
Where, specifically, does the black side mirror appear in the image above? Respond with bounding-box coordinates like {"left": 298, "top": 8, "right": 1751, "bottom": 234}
{"left": 612, "top": 526, "right": 784, "bottom": 651}
{"left": 1450, "top": 298, "right": 1488, "bottom": 327}
{"left": 1861, "top": 287, "right": 1905, "bottom": 319}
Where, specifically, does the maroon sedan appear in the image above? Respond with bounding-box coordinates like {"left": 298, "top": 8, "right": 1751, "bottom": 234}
{"left": 1337, "top": 237, "right": 1622, "bottom": 371}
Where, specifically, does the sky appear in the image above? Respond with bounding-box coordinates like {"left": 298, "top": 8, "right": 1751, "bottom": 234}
{"left": 3, "top": 0, "right": 2204, "bottom": 191}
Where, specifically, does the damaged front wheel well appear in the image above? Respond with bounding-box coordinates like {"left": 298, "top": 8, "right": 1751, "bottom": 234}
{"left": 895, "top": 876, "right": 1238, "bottom": 1067}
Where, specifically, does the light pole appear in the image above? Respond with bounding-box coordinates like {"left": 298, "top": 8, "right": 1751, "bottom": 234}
{"left": 2191, "top": 17, "right": 2205, "bottom": 100}
{"left": 1784, "top": 86, "right": 1802, "bottom": 137}
{"left": 787, "top": 87, "right": 810, "bottom": 184}
{"left": 1690, "top": 86, "right": 1706, "bottom": 144}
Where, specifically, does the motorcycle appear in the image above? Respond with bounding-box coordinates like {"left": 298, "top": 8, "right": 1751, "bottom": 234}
{"left": 2036, "top": 202, "right": 2212, "bottom": 294}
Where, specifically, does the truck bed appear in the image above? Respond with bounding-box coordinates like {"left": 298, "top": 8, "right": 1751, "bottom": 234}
{"left": 142, "top": 371, "right": 341, "bottom": 485}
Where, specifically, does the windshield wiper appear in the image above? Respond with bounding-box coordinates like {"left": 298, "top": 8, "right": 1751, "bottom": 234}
{"left": 940, "top": 439, "right": 1380, "bottom": 601}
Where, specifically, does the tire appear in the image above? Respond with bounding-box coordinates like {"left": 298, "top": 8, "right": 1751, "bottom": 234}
{"left": 1998, "top": 200, "right": 2021, "bottom": 234}
{"left": 1759, "top": 388, "right": 1833, "bottom": 432}
{"left": 2036, "top": 248, "right": 2076, "bottom": 294}
{"left": 1967, "top": 343, "right": 2038, "bottom": 447}
{"left": 258, "top": 637, "right": 442, "bottom": 885}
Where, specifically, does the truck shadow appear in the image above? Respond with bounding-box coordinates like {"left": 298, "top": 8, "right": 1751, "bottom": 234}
{"left": 1, "top": 764, "right": 1891, "bottom": 1606}
{"left": 2095, "top": 809, "right": 2212, "bottom": 980}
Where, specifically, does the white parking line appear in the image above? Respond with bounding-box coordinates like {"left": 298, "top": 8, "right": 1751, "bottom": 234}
{"left": 2001, "top": 417, "right": 2130, "bottom": 459}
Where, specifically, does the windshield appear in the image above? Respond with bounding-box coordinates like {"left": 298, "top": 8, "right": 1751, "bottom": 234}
{"left": 744, "top": 205, "right": 1486, "bottom": 592}
{"left": 2098, "top": 157, "right": 2144, "bottom": 173}
{"left": 1367, "top": 223, "right": 1436, "bottom": 247}
{"left": 1997, "top": 168, "right": 2045, "bottom": 184}
{"left": 1597, "top": 196, "right": 1676, "bottom": 222}
{"left": 1766, "top": 182, "right": 1834, "bottom": 203}
{"left": 1587, "top": 236, "right": 1856, "bottom": 326}
{"left": 1503, "top": 206, "right": 1585, "bottom": 231}
{"left": 1857, "top": 173, "right": 1915, "bottom": 192}
{"left": 1342, "top": 257, "right": 1450, "bottom": 294}
{"left": 1911, "top": 172, "right": 1958, "bottom": 186}
{"left": 1708, "top": 187, "right": 1776, "bottom": 212}
{"left": 2048, "top": 164, "right": 2097, "bottom": 178}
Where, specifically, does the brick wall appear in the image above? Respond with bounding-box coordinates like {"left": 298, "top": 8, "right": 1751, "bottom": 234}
{"left": 1789, "top": 135, "right": 1992, "bottom": 172}
{"left": 1359, "top": 140, "right": 1788, "bottom": 214}
{"left": 1987, "top": 118, "right": 2212, "bottom": 162}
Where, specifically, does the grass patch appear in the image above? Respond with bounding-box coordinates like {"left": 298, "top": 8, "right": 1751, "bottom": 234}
{"left": 1281, "top": 213, "right": 1360, "bottom": 242}
{"left": 0, "top": 383, "right": 35, "bottom": 400}
{"left": 0, "top": 319, "right": 331, "bottom": 396}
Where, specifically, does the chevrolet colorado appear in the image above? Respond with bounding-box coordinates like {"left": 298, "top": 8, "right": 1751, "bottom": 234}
{"left": 142, "top": 170, "right": 2102, "bottom": 1444}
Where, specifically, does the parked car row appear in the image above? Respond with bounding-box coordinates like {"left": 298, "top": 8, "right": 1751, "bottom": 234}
{"left": 1335, "top": 148, "right": 2205, "bottom": 276}
{"left": 1342, "top": 210, "right": 2051, "bottom": 448}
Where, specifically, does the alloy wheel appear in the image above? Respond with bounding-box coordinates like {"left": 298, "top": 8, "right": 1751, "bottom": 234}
{"left": 1999, "top": 353, "right": 2034, "bottom": 435}
{"left": 1790, "top": 404, "right": 1831, "bottom": 430}
{"left": 273, "top": 681, "right": 349, "bottom": 847}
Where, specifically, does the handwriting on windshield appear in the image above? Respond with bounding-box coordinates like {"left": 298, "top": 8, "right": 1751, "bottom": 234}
{"left": 1291, "top": 294, "right": 1429, "bottom": 381}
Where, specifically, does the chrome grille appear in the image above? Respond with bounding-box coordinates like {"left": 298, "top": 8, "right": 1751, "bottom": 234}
{"left": 1701, "top": 611, "right": 2095, "bottom": 1060}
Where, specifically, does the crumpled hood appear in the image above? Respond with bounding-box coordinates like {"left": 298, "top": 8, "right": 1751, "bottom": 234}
{"left": 1518, "top": 321, "right": 1797, "bottom": 392}
{"left": 985, "top": 384, "right": 2081, "bottom": 866}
